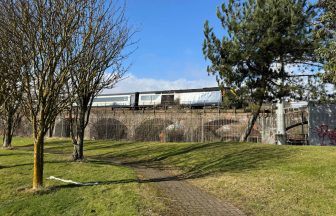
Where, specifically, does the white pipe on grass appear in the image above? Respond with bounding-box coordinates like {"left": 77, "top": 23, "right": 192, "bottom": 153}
{"left": 47, "top": 176, "right": 99, "bottom": 186}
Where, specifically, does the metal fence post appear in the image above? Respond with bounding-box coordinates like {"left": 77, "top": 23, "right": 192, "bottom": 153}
{"left": 105, "top": 104, "right": 108, "bottom": 140}
{"left": 201, "top": 117, "right": 204, "bottom": 143}
{"left": 61, "top": 117, "right": 63, "bottom": 137}
{"left": 164, "top": 111, "right": 166, "bottom": 142}
{"left": 105, "top": 117, "right": 108, "bottom": 140}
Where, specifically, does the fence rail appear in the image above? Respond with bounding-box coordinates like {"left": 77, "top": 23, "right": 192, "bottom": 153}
{"left": 0, "top": 107, "right": 309, "bottom": 145}
{"left": 54, "top": 111, "right": 262, "bottom": 143}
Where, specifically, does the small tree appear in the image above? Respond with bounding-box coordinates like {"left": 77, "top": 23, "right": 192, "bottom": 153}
{"left": 203, "top": 0, "right": 318, "bottom": 141}
{"left": 0, "top": 81, "right": 23, "bottom": 149}
{"left": 68, "top": 0, "right": 133, "bottom": 161}
{"left": 3, "top": 0, "right": 83, "bottom": 189}
{"left": 0, "top": 1, "right": 26, "bottom": 148}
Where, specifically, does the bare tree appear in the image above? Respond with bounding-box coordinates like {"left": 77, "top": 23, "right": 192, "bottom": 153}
{"left": 1, "top": 0, "right": 132, "bottom": 188}
{"left": 0, "top": 3, "right": 11, "bottom": 108}
{"left": 68, "top": 0, "right": 134, "bottom": 161}
{"left": 2, "top": 0, "right": 84, "bottom": 189}
{"left": 0, "top": 82, "right": 24, "bottom": 149}
{"left": 0, "top": 0, "right": 26, "bottom": 148}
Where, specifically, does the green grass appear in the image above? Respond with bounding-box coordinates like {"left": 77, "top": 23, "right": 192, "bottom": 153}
{"left": 1, "top": 138, "right": 336, "bottom": 215}
{"left": 0, "top": 137, "right": 165, "bottom": 216}
{"left": 78, "top": 140, "right": 336, "bottom": 216}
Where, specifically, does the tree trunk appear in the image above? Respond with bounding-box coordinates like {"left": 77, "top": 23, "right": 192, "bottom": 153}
{"left": 3, "top": 111, "right": 14, "bottom": 148}
{"left": 48, "top": 122, "right": 55, "bottom": 138}
{"left": 33, "top": 132, "right": 44, "bottom": 189}
{"left": 240, "top": 99, "right": 263, "bottom": 142}
{"left": 70, "top": 112, "right": 79, "bottom": 160}
{"left": 73, "top": 108, "right": 86, "bottom": 161}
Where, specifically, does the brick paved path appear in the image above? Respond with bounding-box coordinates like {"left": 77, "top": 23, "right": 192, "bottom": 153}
{"left": 134, "top": 165, "right": 246, "bottom": 216}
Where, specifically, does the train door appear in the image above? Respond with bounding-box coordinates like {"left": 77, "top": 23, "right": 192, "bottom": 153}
{"left": 130, "top": 92, "right": 139, "bottom": 109}
{"left": 161, "top": 94, "right": 174, "bottom": 107}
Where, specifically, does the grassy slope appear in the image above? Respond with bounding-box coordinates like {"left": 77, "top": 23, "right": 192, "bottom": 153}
{"left": 1, "top": 138, "right": 336, "bottom": 215}
{"left": 0, "top": 138, "right": 165, "bottom": 216}
{"left": 87, "top": 141, "right": 336, "bottom": 216}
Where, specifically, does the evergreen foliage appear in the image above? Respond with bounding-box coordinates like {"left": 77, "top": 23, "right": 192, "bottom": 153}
{"left": 203, "top": 0, "right": 318, "bottom": 140}
{"left": 315, "top": 0, "right": 336, "bottom": 84}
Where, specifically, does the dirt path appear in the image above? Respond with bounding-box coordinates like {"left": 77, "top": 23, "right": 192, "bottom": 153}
{"left": 133, "top": 164, "right": 246, "bottom": 216}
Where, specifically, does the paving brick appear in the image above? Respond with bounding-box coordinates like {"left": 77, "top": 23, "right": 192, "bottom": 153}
{"left": 134, "top": 166, "right": 246, "bottom": 216}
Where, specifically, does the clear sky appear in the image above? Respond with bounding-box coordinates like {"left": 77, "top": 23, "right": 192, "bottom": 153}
{"left": 106, "top": 0, "right": 225, "bottom": 93}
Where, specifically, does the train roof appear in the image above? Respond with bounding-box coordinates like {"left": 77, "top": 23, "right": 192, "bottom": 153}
{"left": 98, "top": 87, "right": 222, "bottom": 97}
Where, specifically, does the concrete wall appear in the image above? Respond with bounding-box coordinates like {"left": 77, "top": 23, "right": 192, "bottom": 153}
{"left": 308, "top": 103, "right": 336, "bottom": 146}
{"left": 260, "top": 113, "right": 276, "bottom": 144}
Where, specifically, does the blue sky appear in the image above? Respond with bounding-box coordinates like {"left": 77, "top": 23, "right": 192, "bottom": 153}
{"left": 107, "top": 0, "right": 225, "bottom": 93}
{"left": 108, "top": 0, "right": 325, "bottom": 94}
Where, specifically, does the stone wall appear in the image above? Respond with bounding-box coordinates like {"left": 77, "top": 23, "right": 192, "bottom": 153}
{"left": 0, "top": 107, "right": 292, "bottom": 144}
{"left": 54, "top": 108, "right": 267, "bottom": 143}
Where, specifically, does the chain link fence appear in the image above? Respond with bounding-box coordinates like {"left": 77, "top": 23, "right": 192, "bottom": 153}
{"left": 0, "top": 107, "right": 309, "bottom": 144}
{"left": 54, "top": 109, "right": 263, "bottom": 143}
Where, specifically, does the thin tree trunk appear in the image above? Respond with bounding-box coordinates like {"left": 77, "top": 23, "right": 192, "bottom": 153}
{"left": 72, "top": 140, "right": 79, "bottom": 160}
{"left": 73, "top": 108, "right": 86, "bottom": 161}
{"left": 78, "top": 129, "right": 84, "bottom": 159}
{"left": 69, "top": 106, "right": 79, "bottom": 160}
{"left": 33, "top": 132, "right": 44, "bottom": 189}
{"left": 3, "top": 129, "right": 12, "bottom": 148}
{"left": 48, "top": 122, "right": 55, "bottom": 138}
{"left": 3, "top": 111, "right": 13, "bottom": 148}
{"left": 240, "top": 99, "right": 263, "bottom": 142}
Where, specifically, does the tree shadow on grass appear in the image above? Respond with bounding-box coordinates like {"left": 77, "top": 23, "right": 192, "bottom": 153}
{"left": 91, "top": 142, "right": 225, "bottom": 165}
{"left": 91, "top": 142, "right": 297, "bottom": 178}
{"left": 0, "top": 152, "right": 31, "bottom": 157}
{"left": 16, "top": 139, "right": 70, "bottom": 150}
{"left": 182, "top": 146, "right": 294, "bottom": 178}
{"left": 0, "top": 160, "right": 66, "bottom": 170}
{"left": 16, "top": 140, "right": 73, "bottom": 151}
{"left": 84, "top": 141, "right": 138, "bottom": 151}
{"left": 45, "top": 143, "right": 298, "bottom": 192}
{"left": 7, "top": 141, "right": 299, "bottom": 194}
{"left": 14, "top": 144, "right": 34, "bottom": 151}
{"left": 44, "top": 141, "right": 140, "bottom": 155}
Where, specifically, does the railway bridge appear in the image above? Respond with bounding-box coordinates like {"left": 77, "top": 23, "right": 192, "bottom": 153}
{"left": 53, "top": 108, "right": 270, "bottom": 143}
{"left": 9, "top": 105, "right": 309, "bottom": 144}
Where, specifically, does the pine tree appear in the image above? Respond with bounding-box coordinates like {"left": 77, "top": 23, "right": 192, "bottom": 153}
{"left": 203, "top": 0, "right": 318, "bottom": 141}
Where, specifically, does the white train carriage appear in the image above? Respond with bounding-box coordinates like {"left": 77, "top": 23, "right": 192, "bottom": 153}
{"left": 91, "top": 87, "right": 223, "bottom": 108}
{"left": 92, "top": 94, "right": 131, "bottom": 107}
{"left": 138, "top": 93, "right": 162, "bottom": 106}
{"left": 176, "top": 90, "right": 222, "bottom": 106}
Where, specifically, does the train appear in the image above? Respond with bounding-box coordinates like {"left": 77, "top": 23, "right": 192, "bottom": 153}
{"left": 92, "top": 87, "right": 223, "bottom": 108}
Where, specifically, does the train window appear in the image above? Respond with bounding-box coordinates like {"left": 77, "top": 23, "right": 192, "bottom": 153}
{"left": 151, "top": 95, "right": 160, "bottom": 100}
{"left": 141, "top": 95, "right": 160, "bottom": 101}
{"left": 140, "top": 95, "right": 151, "bottom": 101}
{"left": 94, "top": 96, "right": 129, "bottom": 102}
{"left": 112, "top": 97, "right": 129, "bottom": 102}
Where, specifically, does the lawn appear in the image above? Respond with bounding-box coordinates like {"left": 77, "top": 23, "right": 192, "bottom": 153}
{"left": 0, "top": 137, "right": 165, "bottom": 216}
{"left": 1, "top": 138, "right": 336, "bottom": 216}
{"left": 85, "top": 140, "right": 336, "bottom": 216}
